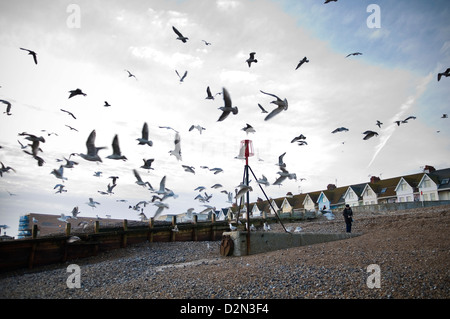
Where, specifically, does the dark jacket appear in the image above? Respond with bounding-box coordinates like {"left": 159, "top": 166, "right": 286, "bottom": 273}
{"left": 343, "top": 207, "right": 353, "bottom": 223}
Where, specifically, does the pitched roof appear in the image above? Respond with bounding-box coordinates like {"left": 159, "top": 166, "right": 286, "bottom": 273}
{"left": 430, "top": 168, "right": 450, "bottom": 190}
{"left": 363, "top": 176, "right": 402, "bottom": 199}
{"left": 319, "top": 186, "right": 348, "bottom": 205}
{"left": 396, "top": 173, "right": 424, "bottom": 191}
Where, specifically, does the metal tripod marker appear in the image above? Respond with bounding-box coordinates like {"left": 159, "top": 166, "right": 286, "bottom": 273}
{"left": 239, "top": 140, "right": 288, "bottom": 255}
{"left": 240, "top": 140, "right": 253, "bottom": 255}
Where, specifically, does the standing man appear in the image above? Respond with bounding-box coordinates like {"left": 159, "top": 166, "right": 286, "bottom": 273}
{"left": 343, "top": 204, "right": 353, "bottom": 233}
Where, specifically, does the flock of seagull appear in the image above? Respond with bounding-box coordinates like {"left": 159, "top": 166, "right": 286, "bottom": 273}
{"left": 1, "top": 2, "right": 449, "bottom": 233}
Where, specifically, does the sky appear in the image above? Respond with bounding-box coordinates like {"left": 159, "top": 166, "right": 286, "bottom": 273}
{"left": 1, "top": 0, "right": 449, "bottom": 238}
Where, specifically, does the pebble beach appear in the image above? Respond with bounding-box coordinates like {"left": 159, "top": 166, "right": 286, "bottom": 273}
{"left": 0, "top": 205, "right": 449, "bottom": 299}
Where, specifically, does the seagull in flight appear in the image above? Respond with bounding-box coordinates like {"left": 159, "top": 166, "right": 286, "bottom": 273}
{"left": 437, "top": 68, "right": 450, "bottom": 81}
{"left": 57, "top": 214, "right": 71, "bottom": 223}
{"left": 20, "top": 48, "right": 38, "bottom": 64}
{"left": 189, "top": 125, "right": 206, "bottom": 134}
{"left": 172, "top": 26, "right": 188, "bottom": 43}
{"left": 125, "top": 69, "right": 137, "bottom": 80}
{"left": 362, "top": 130, "right": 378, "bottom": 140}
{"left": 182, "top": 165, "right": 195, "bottom": 174}
{"left": 51, "top": 165, "right": 67, "bottom": 181}
{"left": 106, "top": 134, "right": 127, "bottom": 161}
{"left": 68, "top": 88, "right": 86, "bottom": 99}
{"left": 242, "top": 123, "right": 255, "bottom": 134}
{"left": 70, "top": 206, "right": 81, "bottom": 219}
{"left": 295, "top": 57, "right": 309, "bottom": 70}
{"left": 205, "top": 86, "right": 215, "bottom": 100}
{"left": 87, "top": 197, "right": 100, "bottom": 208}
{"left": 258, "top": 103, "right": 268, "bottom": 113}
{"left": 153, "top": 201, "right": 169, "bottom": 219}
{"left": 153, "top": 175, "right": 169, "bottom": 196}
{"left": 260, "top": 90, "right": 288, "bottom": 121}
{"left": 210, "top": 167, "right": 223, "bottom": 174}
{"left": 217, "top": 87, "right": 238, "bottom": 121}
{"left": 60, "top": 109, "right": 76, "bottom": 119}
{"left": 78, "top": 130, "right": 106, "bottom": 162}
{"left": 133, "top": 169, "right": 153, "bottom": 189}
{"left": 202, "top": 40, "right": 211, "bottom": 45}
{"left": 346, "top": 52, "right": 362, "bottom": 58}
{"left": 0, "top": 99, "right": 12, "bottom": 116}
{"left": 246, "top": 52, "right": 258, "bottom": 67}
{"left": 332, "top": 127, "right": 349, "bottom": 133}
{"left": 176, "top": 70, "right": 188, "bottom": 82}
{"left": 0, "top": 162, "right": 16, "bottom": 177}
{"left": 402, "top": 115, "right": 416, "bottom": 123}
{"left": 257, "top": 175, "right": 270, "bottom": 187}
{"left": 141, "top": 158, "right": 155, "bottom": 170}
{"left": 65, "top": 125, "right": 78, "bottom": 132}
{"left": 291, "top": 134, "right": 306, "bottom": 143}
{"left": 137, "top": 122, "right": 153, "bottom": 146}
{"left": 54, "top": 184, "right": 67, "bottom": 194}
{"left": 277, "top": 152, "right": 287, "bottom": 168}
{"left": 376, "top": 120, "right": 383, "bottom": 128}
{"left": 169, "top": 132, "right": 182, "bottom": 161}
{"left": 235, "top": 184, "right": 252, "bottom": 201}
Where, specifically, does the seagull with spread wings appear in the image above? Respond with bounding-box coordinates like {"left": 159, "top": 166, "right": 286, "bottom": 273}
{"left": 20, "top": 47, "right": 38, "bottom": 64}
{"left": 246, "top": 52, "right": 258, "bottom": 67}
{"left": 346, "top": 52, "right": 362, "bottom": 58}
{"left": 437, "top": 68, "right": 450, "bottom": 81}
{"left": 362, "top": 130, "right": 379, "bottom": 140}
{"left": 68, "top": 88, "right": 86, "bottom": 99}
{"left": 125, "top": 69, "right": 137, "bottom": 80}
{"left": 332, "top": 127, "right": 349, "bottom": 133}
{"left": 295, "top": 57, "right": 309, "bottom": 70}
{"left": 205, "top": 86, "right": 215, "bottom": 100}
{"left": 133, "top": 169, "right": 153, "bottom": 189}
{"left": 260, "top": 90, "right": 288, "bottom": 121}
{"left": 169, "top": 132, "right": 182, "bottom": 161}
{"left": 106, "top": 134, "right": 127, "bottom": 161}
{"left": 60, "top": 109, "right": 76, "bottom": 119}
{"left": 78, "top": 130, "right": 106, "bottom": 162}
{"left": 136, "top": 122, "right": 153, "bottom": 146}
{"left": 0, "top": 99, "right": 12, "bottom": 115}
{"left": 172, "top": 26, "right": 188, "bottom": 43}
{"left": 176, "top": 70, "right": 188, "bottom": 82}
{"left": 258, "top": 103, "right": 268, "bottom": 113}
{"left": 217, "top": 87, "right": 238, "bottom": 121}
{"left": 141, "top": 158, "right": 155, "bottom": 170}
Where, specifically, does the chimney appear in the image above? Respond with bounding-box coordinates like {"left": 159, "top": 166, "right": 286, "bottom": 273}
{"left": 327, "top": 184, "right": 336, "bottom": 190}
{"left": 370, "top": 176, "right": 381, "bottom": 183}
{"left": 423, "top": 165, "right": 436, "bottom": 173}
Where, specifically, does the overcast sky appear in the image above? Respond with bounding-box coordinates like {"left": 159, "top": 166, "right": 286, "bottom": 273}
{"left": 1, "top": 0, "right": 449, "bottom": 237}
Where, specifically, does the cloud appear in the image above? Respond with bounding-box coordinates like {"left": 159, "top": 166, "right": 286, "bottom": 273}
{"left": 367, "top": 72, "right": 433, "bottom": 168}
{"left": 216, "top": 0, "right": 241, "bottom": 10}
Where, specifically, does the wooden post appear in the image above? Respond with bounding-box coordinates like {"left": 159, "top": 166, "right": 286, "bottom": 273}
{"left": 192, "top": 215, "right": 198, "bottom": 241}
{"left": 211, "top": 213, "right": 216, "bottom": 241}
{"left": 170, "top": 216, "right": 177, "bottom": 242}
{"left": 148, "top": 218, "right": 154, "bottom": 242}
{"left": 28, "top": 243, "right": 37, "bottom": 269}
{"left": 94, "top": 220, "right": 100, "bottom": 233}
{"left": 32, "top": 224, "right": 38, "bottom": 239}
{"left": 122, "top": 219, "right": 128, "bottom": 248}
{"left": 65, "top": 223, "right": 71, "bottom": 236}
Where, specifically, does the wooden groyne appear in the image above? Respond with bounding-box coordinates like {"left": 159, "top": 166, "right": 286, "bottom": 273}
{"left": 0, "top": 215, "right": 231, "bottom": 273}
{"left": 0, "top": 210, "right": 317, "bottom": 273}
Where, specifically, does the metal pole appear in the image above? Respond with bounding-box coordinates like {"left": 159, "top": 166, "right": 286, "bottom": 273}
{"left": 245, "top": 140, "right": 251, "bottom": 255}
